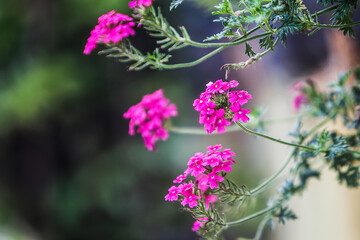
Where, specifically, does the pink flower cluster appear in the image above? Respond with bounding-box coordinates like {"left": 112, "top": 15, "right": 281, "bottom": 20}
{"left": 83, "top": 10, "right": 136, "bottom": 55}
{"left": 123, "top": 89, "right": 177, "bottom": 151}
{"left": 165, "top": 145, "right": 236, "bottom": 231}
{"left": 291, "top": 81, "right": 308, "bottom": 111}
{"left": 193, "top": 80, "right": 252, "bottom": 134}
{"left": 129, "top": 0, "right": 154, "bottom": 8}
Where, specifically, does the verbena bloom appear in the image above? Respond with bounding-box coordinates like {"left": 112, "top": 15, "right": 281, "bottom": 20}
{"left": 193, "top": 80, "right": 252, "bottom": 134}
{"left": 290, "top": 81, "right": 309, "bottom": 111}
{"left": 165, "top": 145, "right": 236, "bottom": 213}
{"left": 123, "top": 89, "right": 177, "bottom": 151}
{"left": 129, "top": 0, "right": 154, "bottom": 8}
{"left": 192, "top": 217, "right": 209, "bottom": 232}
{"left": 83, "top": 10, "right": 136, "bottom": 55}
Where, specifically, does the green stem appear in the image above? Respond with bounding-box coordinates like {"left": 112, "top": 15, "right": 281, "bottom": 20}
{"left": 313, "top": 21, "right": 360, "bottom": 29}
{"left": 253, "top": 215, "right": 271, "bottom": 240}
{"left": 235, "top": 121, "right": 317, "bottom": 152}
{"left": 168, "top": 113, "right": 309, "bottom": 135}
{"left": 249, "top": 115, "right": 334, "bottom": 195}
{"left": 226, "top": 205, "right": 277, "bottom": 226}
{"left": 250, "top": 154, "right": 293, "bottom": 195}
{"left": 312, "top": 4, "right": 339, "bottom": 17}
{"left": 161, "top": 46, "right": 225, "bottom": 69}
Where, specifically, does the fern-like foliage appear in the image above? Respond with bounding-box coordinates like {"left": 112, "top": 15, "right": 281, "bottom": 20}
{"left": 138, "top": 6, "right": 191, "bottom": 51}
{"left": 98, "top": 40, "right": 171, "bottom": 70}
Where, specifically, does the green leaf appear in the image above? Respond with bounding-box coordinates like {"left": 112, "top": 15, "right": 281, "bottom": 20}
{"left": 170, "top": 0, "right": 184, "bottom": 11}
{"left": 259, "top": 35, "right": 275, "bottom": 50}
{"left": 245, "top": 42, "right": 256, "bottom": 57}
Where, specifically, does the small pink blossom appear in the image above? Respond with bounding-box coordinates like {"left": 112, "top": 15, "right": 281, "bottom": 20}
{"left": 123, "top": 89, "right": 177, "bottom": 151}
{"left": 180, "top": 183, "right": 201, "bottom": 208}
{"left": 206, "top": 172, "right": 224, "bottom": 189}
{"left": 293, "top": 93, "right": 308, "bottom": 111}
{"left": 204, "top": 195, "right": 217, "bottom": 209}
{"left": 290, "top": 81, "right": 309, "bottom": 111}
{"left": 84, "top": 10, "right": 136, "bottom": 55}
{"left": 173, "top": 174, "right": 187, "bottom": 184}
{"left": 165, "top": 186, "right": 180, "bottom": 201}
{"left": 128, "top": 0, "right": 154, "bottom": 8}
{"left": 192, "top": 218, "right": 209, "bottom": 232}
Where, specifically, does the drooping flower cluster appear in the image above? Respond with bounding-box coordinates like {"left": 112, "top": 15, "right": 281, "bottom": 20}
{"left": 123, "top": 89, "right": 177, "bottom": 151}
{"left": 164, "top": 145, "right": 236, "bottom": 231}
{"left": 83, "top": 10, "right": 136, "bottom": 55}
{"left": 193, "top": 80, "right": 252, "bottom": 134}
{"left": 129, "top": 0, "right": 154, "bottom": 8}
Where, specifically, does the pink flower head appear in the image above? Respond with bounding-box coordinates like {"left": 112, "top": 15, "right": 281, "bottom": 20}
{"left": 128, "top": 0, "right": 154, "bottom": 8}
{"left": 290, "top": 81, "right": 309, "bottom": 111}
{"left": 194, "top": 80, "right": 252, "bottom": 134}
{"left": 84, "top": 10, "right": 136, "bottom": 55}
{"left": 164, "top": 145, "right": 236, "bottom": 211}
{"left": 192, "top": 218, "right": 209, "bottom": 232}
{"left": 123, "top": 89, "right": 177, "bottom": 151}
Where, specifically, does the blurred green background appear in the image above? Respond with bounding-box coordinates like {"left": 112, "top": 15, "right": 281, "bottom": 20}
{"left": 0, "top": 0, "right": 359, "bottom": 240}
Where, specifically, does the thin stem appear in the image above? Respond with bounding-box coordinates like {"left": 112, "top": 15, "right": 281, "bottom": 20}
{"left": 226, "top": 205, "right": 277, "bottom": 226}
{"left": 250, "top": 154, "right": 293, "bottom": 195}
{"left": 313, "top": 21, "right": 360, "bottom": 29}
{"left": 311, "top": 4, "right": 339, "bottom": 17}
{"left": 253, "top": 215, "right": 271, "bottom": 240}
{"left": 249, "top": 114, "right": 334, "bottom": 195}
{"left": 235, "top": 121, "right": 318, "bottom": 152}
{"left": 161, "top": 46, "right": 225, "bottom": 69}
{"left": 168, "top": 112, "right": 309, "bottom": 135}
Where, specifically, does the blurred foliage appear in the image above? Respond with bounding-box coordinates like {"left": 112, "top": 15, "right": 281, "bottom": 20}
{"left": 0, "top": 57, "right": 80, "bottom": 132}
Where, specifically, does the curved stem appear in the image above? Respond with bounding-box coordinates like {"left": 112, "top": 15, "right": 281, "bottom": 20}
{"left": 250, "top": 154, "right": 293, "bottom": 195}
{"left": 161, "top": 46, "right": 225, "bottom": 69}
{"left": 249, "top": 114, "right": 334, "bottom": 195}
{"left": 235, "top": 121, "right": 318, "bottom": 152}
{"left": 253, "top": 215, "right": 271, "bottom": 240}
{"left": 226, "top": 205, "right": 277, "bottom": 226}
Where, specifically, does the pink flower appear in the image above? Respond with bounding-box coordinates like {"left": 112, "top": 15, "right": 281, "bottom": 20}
{"left": 194, "top": 80, "right": 252, "bottom": 134}
{"left": 164, "top": 145, "right": 236, "bottom": 211}
{"left": 290, "top": 81, "right": 309, "bottom": 111}
{"left": 293, "top": 93, "right": 308, "bottom": 111}
{"left": 165, "top": 186, "right": 180, "bottom": 201}
{"left": 128, "top": 0, "right": 154, "bottom": 8}
{"left": 206, "top": 172, "right": 224, "bottom": 189}
{"left": 84, "top": 10, "right": 136, "bottom": 55}
{"left": 204, "top": 195, "right": 217, "bottom": 209}
{"left": 184, "top": 153, "right": 206, "bottom": 177}
{"left": 123, "top": 89, "right": 177, "bottom": 151}
{"left": 173, "top": 174, "right": 187, "bottom": 184}
{"left": 180, "top": 183, "right": 201, "bottom": 208}
{"left": 192, "top": 218, "right": 209, "bottom": 231}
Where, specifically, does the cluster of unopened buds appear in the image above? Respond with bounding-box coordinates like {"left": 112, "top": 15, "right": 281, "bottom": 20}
{"left": 165, "top": 145, "right": 236, "bottom": 231}
{"left": 123, "top": 89, "right": 177, "bottom": 151}
{"left": 83, "top": 0, "right": 155, "bottom": 55}
{"left": 193, "top": 80, "right": 252, "bottom": 134}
